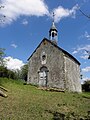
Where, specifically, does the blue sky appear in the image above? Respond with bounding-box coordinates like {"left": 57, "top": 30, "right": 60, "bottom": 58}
{"left": 0, "top": 0, "right": 90, "bottom": 82}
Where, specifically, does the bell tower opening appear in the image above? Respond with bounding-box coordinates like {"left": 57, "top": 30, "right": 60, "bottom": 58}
{"left": 49, "top": 12, "right": 58, "bottom": 45}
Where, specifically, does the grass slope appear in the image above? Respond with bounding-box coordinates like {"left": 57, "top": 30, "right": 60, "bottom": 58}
{"left": 0, "top": 78, "right": 90, "bottom": 120}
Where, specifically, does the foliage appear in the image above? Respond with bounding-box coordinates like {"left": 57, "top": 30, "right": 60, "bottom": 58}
{"left": 0, "top": 66, "right": 18, "bottom": 79}
{"left": 0, "top": 48, "right": 6, "bottom": 66}
{"left": 79, "top": 9, "right": 90, "bottom": 19}
{"left": 0, "top": 48, "right": 7, "bottom": 78}
{"left": 0, "top": 78, "right": 90, "bottom": 120}
{"left": 82, "top": 80, "right": 90, "bottom": 92}
{"left": 0, "top": 66, "right": 7, "bottom": 78}
{"left": 0, "top": 48, "right": 19, "bottom": 80}
{"left": 20, "top": 64, "right": 28, "bottom": 81}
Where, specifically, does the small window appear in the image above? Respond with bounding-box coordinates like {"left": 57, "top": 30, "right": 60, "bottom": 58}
{"left": 42, "top": 55, "right": 46, "bottom": 61}
{"left": 41, "top": 52, "right": 47, "bottom": 65}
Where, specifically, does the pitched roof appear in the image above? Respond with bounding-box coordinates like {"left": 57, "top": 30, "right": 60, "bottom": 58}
{"left": 28, "top": 38, "right": 80, "bottom": 65}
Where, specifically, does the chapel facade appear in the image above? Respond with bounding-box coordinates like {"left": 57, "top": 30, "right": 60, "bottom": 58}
{"left": 27, "top": 17, "right": 82, "bottom": 92}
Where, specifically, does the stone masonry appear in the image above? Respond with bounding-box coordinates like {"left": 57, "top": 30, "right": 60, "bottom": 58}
{"left": 27, "top": 38, "right": 82, "bottom": 92}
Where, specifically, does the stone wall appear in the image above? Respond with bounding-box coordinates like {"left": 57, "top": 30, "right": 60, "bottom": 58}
{"left": 27, "top": 40, "right": 65, "bottom": 89}
{"left": 64, "top": 55, "right": 82, "bottom": 92}
{"left": 45, "top": 41, "right": 65, "bottom": 89}
{"left": 27, "top": 39, "right": 82, "bottom": 92}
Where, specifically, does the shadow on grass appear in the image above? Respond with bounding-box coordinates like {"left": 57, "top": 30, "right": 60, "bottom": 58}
{"left": 45, "top": 110, "right": 65, "bottom": 120}
{"left": 82, "top": 95, "right": 90, "bottom": 99}
{"left": 45, "top": 110, "right": 90, "bottom": 120}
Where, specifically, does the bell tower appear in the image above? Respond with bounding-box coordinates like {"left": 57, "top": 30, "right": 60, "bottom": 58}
{"left": 49, "top": 12, "right": 58, "bottom": 45}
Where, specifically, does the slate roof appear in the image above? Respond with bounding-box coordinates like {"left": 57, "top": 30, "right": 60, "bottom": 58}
{"left": 28, "top": 38, "right": 80, "bottom": 65}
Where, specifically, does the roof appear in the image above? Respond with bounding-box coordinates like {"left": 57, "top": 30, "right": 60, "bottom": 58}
{"left": 27, "top": 38, "right": 80, "bottom": 65}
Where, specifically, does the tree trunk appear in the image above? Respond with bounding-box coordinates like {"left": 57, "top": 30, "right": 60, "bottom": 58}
{"left": 0, "top": 90, "right": 7, "bottom": 97}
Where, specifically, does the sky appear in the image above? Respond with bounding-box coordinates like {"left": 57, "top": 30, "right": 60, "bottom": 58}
{"left": 0, "top": 0, "right": 90, "bottom": 83}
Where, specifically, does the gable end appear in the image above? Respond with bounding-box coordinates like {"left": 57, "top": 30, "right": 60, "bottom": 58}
{"left": 27, "top": 38, "right": 80, "bottom": 65}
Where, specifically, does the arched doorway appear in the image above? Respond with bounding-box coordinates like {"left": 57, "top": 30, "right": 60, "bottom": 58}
{"left": 38, "top": 66, "right": 48, "bottom": 87}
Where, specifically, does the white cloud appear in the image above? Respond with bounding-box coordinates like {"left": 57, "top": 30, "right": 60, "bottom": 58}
{"left": 72, "top": 45, "right": 90, "bottom": 54}
{"left": 22, "top": 19, "right": 28, "bottom": 25}
{"left": 81, "top": 76, "right": 90, "bottom": 84}
{"left": 79, "top": 31, "right": 90, "bottom": 40}
{"left": 72, "top": 50, "right": 78, "bottom": 54}
{"left": 82, "top": 66, "right": 90, "bottom": 72}
{"left": 0, "top": 0, "right": 49, "bottom": 25}
{"left": 72, "top": 45, "right": 90, "bottom": 59}
{"left": 11, "top": 43, "right": 17, "bottom": 48}
{"left": 81, "top": 66, "right": 90, "bottom": 83}
{"left": 52, "top": 4, "right": 79, "bottom": 23}
{"left": 84, "top": 31, "right": 90, "bottom": 40}
{"left": 83, "top": 0, "right": 89, "bottom": 3}
{"left": 80, "top": 55, "right": 89, "bottom": 60}
{"left": 4, "top": 56, "right": 24, "bottom": 70}
{"left": 0, "top": 1, "right": 79, "bottom": 25}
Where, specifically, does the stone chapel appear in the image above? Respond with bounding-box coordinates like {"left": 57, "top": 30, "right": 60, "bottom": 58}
{"left": 27, "top": 16, "right": 82, "bottom": 92}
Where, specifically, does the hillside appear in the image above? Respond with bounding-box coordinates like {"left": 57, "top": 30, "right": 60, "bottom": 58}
{"left": 0, "top": 78, "right": 90, "bottom": 120}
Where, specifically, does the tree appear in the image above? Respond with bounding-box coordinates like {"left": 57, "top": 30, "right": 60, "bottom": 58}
{"left": 82, "top": 80, "right": 90, "bottom": 92}
{"left": 79, "top": 9, "right": 90, "bottom": 19}
{"left": 79, "top": 9, "right": 90, "bottom": 59}
{"left": 20, "top": 64, "right": 28, "bottom": 81}
{"left": 0, "top": 48, "right": 8, "bottom": 97}
{"left": 0, "top": 48, "right": 7, "bottom": 78}
{"left": 0, "top": 48, "right": 19, "bottom": 97}
{"left": 0, "top": 48, "right": 6, "bottom": 66}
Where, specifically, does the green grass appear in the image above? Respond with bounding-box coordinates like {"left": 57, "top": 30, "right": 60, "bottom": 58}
{"left": 0, "top": 78, "right": 90, "bottom": 120}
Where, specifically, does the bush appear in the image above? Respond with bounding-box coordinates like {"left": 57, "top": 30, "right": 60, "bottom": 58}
{"left": 82, "top": 80, "right": 90, "bottom": 92}
{"left": 0, "top": 66, "right": 18, "bottom": 79}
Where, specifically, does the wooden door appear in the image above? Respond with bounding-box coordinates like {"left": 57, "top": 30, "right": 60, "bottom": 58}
{"left": 39, "top": 66, "right": 48, "bottom": 87}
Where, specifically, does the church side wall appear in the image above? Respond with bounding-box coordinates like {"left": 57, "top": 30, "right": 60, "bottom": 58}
{"left": 64, "top": 55, "right": 82, "bottom": 92}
